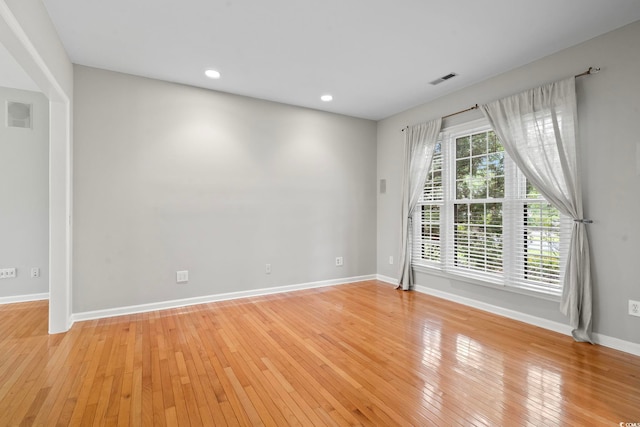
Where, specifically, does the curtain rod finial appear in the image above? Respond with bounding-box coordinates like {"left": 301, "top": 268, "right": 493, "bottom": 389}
{"left": 589, "top": 67, "right": 601, "bottom": 74}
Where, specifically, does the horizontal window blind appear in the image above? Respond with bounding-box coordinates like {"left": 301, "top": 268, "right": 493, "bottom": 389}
{"left": 503, "top": 181, "right": 571, "bottom": 295}
{"left": 413, "top": 123, "right": 569, "bottom": 296}
{"left": 414, "top": 142, "right": 443, "bottom": 264}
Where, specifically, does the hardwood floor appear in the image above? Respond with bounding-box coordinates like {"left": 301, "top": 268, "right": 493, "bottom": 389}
{"left": 1, "top": 281, "right": 639, "bottom": 426}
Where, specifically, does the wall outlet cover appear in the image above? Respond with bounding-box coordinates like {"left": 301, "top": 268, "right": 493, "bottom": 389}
{"left": 0, "top": 268, "right": 17, "bottom": 279}
{"left": 629, "top": 300, "right": 640, "bottom": 317}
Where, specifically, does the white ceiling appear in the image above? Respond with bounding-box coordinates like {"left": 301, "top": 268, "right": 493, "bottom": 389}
{"left": 0, "top": 41, "right": 39, "bottom": 92}
{"left": 42, "top": 0, "right": 640, "bottom": 120}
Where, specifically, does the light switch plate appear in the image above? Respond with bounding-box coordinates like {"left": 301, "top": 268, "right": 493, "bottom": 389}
{"left": 176, "top": 270, "right": 189, "bottom": 283}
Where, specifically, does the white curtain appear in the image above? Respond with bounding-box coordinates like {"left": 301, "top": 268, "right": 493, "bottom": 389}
{"left": 481, "top": 77, "right": 593, "bottom": 342}
{"left": 397, "top": 119, "right": 442, "bottom": 290}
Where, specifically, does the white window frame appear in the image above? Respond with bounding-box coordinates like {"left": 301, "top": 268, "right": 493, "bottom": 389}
{"left": 412, "top": 119, "right": 569, "bottom": 301}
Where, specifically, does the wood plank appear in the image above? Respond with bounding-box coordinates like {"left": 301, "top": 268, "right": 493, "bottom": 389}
{"left": 0, "top": 281, "right": 638, "bottom": 425}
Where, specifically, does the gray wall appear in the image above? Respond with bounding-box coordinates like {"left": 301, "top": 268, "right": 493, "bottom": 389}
{"left": 73, "top": 66, "right": 377, "bottom": 313}
{"left": 377, "top": 21, "right": 640, "bottom": 344}
{"left": 0, "top": 86, "right": 49, "bottom": 297}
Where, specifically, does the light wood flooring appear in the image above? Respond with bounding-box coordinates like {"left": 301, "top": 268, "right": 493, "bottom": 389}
{"left": 0, "top": 280, "right": 639, "bottom": 426}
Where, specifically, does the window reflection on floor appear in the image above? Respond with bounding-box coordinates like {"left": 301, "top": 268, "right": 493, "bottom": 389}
{"left": 455, "top": 334, "right": 505, "bottom": 425}
{"left": 455, "top": 334, "right": 484, "bottom": 370}
{"left": 526, "top": 364, "right": 563, "bottom": 423}
{"left": 420, "top": 325, "right": 442, "bottom": 411}
{"left": 421, "top": 324, "right": 442, "bottom": 370}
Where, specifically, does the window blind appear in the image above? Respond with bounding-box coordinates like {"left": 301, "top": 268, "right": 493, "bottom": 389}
{"left": 413, "top": 123, "right": 570, "bottom": 296}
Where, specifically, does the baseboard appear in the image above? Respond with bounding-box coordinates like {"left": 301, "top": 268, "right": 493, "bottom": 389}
{"left": 592, "top": 332, "right": 640, "bottom": 357}
{"left": 414, "top": 285, "right": 573, "bottom": 336}
{"left": 414, "top": 285, "right": 640, "bottom": 357}
{"left": 376, "top": 274, "right": 398, "bottom": 286}
{"left": 71, "top": 274, "right": 376, "bottom": 324}
{"left": 0, "top": 292, "right": 49, "bottom": 305}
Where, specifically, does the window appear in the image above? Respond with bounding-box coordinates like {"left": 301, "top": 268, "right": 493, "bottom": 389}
{"left": 413, "top": 121, "right": 570, "bottom": 297}
{"left": 419, "top": 142, "right": 443, "bottom": 263}
{"left": 453, "top": 130, "right": 504, "bottom": 276}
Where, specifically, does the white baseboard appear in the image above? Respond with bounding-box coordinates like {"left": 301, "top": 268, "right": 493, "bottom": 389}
{"left": 71, "top": 274, "right": 376, "bottom": 324}
{"left": 376, "top": 274, "right": 398, "bottom": 286}
{"left": 414, "top": 285, "right": 640, "bottom": 357}
{"left": 0, "top": 292, "right": 49, "bottom": 305}
{"left": 591, "top": 332, "right": 640, "bottom": 357}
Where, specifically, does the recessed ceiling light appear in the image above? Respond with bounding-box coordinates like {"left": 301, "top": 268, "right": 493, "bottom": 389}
{"left": 205, "top": 69, "right": 221, "bottom": 79}
{"left": 321, "top": 94, "right": 333, "bottom": 102}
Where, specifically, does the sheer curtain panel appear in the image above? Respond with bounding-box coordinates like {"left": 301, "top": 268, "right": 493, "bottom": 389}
{"left": 481, "top": 77, "right": 593, "bottom": 342}
{"left": 398, "top": 119, "right": 442, "bottom": 290}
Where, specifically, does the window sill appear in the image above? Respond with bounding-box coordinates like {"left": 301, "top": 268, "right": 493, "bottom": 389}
{"left": 411, "top": 263, "right": 562, "bottom": 303}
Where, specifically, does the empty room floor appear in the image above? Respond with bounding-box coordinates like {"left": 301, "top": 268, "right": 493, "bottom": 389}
{"left": 0, "top": 280, "right": 639, "bottom": 425}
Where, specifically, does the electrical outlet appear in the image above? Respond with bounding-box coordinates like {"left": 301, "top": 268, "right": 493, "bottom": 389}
{"left": 265, "top": 264, "right": 271, "bottom": 274}
{"left": 389, "top": 256, "right": 394, "bottom": 265}
{"left": 0, "top": 268, "right": 17, "bottom": 279}
{"left": 31, "top": 267, "right": 40, "bottom": 278}
{"left": 335, "top": 257, "right": 343, "bottom": 267}
{"left": 176, "top": 270, "right": 189, "bottom": 283}
{"left": 630, "top": 300, "right": 640, "bottom": 317}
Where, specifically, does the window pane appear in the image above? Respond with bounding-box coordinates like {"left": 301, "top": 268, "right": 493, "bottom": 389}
{"left": 470, "top": 203, "right": 485, "bottom": 224}
{"left": 456, "top": 180, "right": 470, "bottom": 199}
{"left": 456, "top": 136, "right": 470, "bottom": 158}
{"left": 454, "top": 225, "right": 470, "bottom": 267}
{"left": 420, "top": 205, "right": 441, "bottom": 262}
{"left": 488, "top": 176, "right": 505, "bottom": 198}
{"left": 423, "top": 144, "right": 443, "bottom": 202}
{"left": 471, "top": 178, "right": 487, "bottom": 199}
{"left": 453, "top": 200, "right": 503, "bottom": 274}
{"left": 455, "top": 203, "right": 468, "bottom": 223}
{"left": 472, "top": 156, "right": 487, "bottom": 175}
{"left": 526, "top": 180, "right": 542, "bottom": 198}
{"left": 433, "top": 171, "right": 442, "bottom": 186}
{"left": 523, "top": 200, "right": 562, "bottom": 286}
{"left": 471, "top": 132, "right": 487, "bottom": 155}
{"left": 486, "top": 203, "right": 502, "bottom": 225}
{"left": 458, "top": 132, "right": 504, "bottom": 201}
{"left": 488, "top": 153, "right": 504, "bottom": 175}
{"left": 431, "top": 206, "right": 440, "bottom": 223}
{"left": 456, "top": 159, "right": 470, "bottom": 179}
{"left": 488, "top": 131, "right": 503, "bottom": 153}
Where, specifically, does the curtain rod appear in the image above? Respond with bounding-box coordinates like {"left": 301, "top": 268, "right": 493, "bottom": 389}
{"left": 442, "top": 103, "right": 479, "bottom": 119}
{"left": 574, "top": 66, "right": 601, "bottom": 78}
{"left": 401, "top": 66, "right": 601, "bottom": 132}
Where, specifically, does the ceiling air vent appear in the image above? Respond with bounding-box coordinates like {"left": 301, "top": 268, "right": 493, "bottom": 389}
{"left": 7, "top": 101, "right": 32, "bottom": 129}
{"left": 429, "top": 72, "right": 458, "bottom": 86}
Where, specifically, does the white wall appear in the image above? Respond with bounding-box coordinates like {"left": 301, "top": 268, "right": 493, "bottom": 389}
{"left": 0, "top": 41, "right": 39, "bottom": 92}
{"left": 73, "top": 65, "right": 377, "bottom": 313}
{"left": 1, "top": 0, "right": 73, "bottom": 333}
{"left": 377, "top": 21, "right": 640, "bottom": 344}
{"left": 0, "top": 86, "right": 48, "bottom": 298}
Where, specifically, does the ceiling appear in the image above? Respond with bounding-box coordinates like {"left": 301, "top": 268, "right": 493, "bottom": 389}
{"left": 42, "top": 0, "right": 640, "bottom": 120}
{"left": 0, "top": 41, "right": 39, "bottom": 92}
